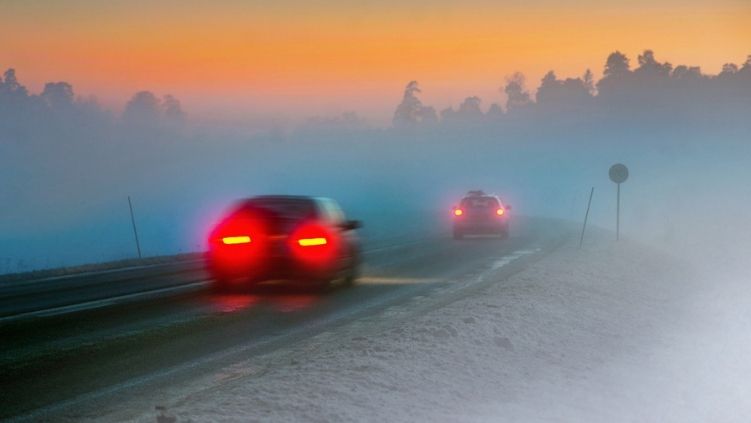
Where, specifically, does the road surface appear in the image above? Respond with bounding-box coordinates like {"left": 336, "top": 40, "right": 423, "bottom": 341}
{"left": 0, "top": 217, "right": 572, "bottom": 421}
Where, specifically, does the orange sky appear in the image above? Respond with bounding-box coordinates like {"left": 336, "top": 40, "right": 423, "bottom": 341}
{"left": 1, "top": 0, "right": 749, "bottom": 124}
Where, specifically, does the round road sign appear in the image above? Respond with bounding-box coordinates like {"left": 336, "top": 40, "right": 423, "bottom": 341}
{"left": 609, "top": 163, "right": 629, "bottom": 184}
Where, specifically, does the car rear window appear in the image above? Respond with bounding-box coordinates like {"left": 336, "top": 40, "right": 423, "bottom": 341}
{"left": 461, "top": 196, "right": 500, "bottom": 209}
{"left": 239, "top": 197, "right": 317, "bottom": 224}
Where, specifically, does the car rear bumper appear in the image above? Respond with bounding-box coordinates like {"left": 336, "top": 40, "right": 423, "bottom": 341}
{"left": 454, "top": 221, "right": 508, "bottom": 233}
{"left": 206, "top": 253, "right": 341, "bottom": 284}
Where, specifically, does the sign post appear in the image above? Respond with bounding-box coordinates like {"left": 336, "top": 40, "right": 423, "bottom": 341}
{"left": 608, "top": 163, "right": 629, "bottom": 241}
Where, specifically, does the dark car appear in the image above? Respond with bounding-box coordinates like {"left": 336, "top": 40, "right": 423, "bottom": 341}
{"left": 207, "top": 195, "right": 361, "bottom": 291}
{"left": 451, "top": 191, "right": 511, "bottom": 239}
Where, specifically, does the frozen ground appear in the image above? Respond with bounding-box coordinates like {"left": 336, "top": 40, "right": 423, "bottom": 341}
{"left": 86, "top": 232, "right": 751, "bottom": 422}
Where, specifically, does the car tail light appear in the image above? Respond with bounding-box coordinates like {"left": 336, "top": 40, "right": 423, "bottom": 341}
{"left": 496, "top": 208, "right": 505, "bottom": 216}
{"left": 297, "top": 237, "right": 328, "bottom": 247}
{"left": 222, "top": 235, "right": 252, "bottom": 245}
{"left": 208, "top": 213, "right": 266, "bottom": 269}
{"left": 453, "top": 209, "right": 464, "bottom": 216}
{"left": 210, "top": 215, "right": 262, "bottom": 247}
{"left": 290, "top": 222, "right": 337, "bottom": 265}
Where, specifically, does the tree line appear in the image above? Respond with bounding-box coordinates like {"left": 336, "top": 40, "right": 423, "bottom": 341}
{"left": 393, "top": 50, "right": 751, "bottom": 127}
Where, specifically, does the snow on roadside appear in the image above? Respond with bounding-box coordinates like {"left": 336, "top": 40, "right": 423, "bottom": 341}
{"left": 126, "top": 234, "right": 751, "bottom": 422}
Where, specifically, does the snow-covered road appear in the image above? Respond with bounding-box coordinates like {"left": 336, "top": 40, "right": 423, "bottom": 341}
{"left": 61, "top": 229, "right": 751, "bottom": 422}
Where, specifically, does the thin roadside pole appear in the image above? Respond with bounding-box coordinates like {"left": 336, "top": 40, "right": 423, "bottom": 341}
{"left": 608, "top": 163, "right": 628, "bottom": 242}
{"left": 616, "top": 183, "right": 621, "bottom": 241}
{"left": 128, "top": 196, "right": 142, "bottom": 259}
{"left": 579, "top": 187, "right": 594, "bottom": 248}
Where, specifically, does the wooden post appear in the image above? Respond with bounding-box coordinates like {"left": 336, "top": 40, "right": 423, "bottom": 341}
{"left": 128, "top": 196, "right": 142, "bottom": 259}
{"left": 579, "top": 187, "right": 594, "bottom": 248}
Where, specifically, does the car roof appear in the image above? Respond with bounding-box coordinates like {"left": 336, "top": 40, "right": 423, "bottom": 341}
{"left": 462, "top": 192, "right": 500, "bottom": 199}
{"left": 245, "top": 195, "right": 337, "bottom": 202}
{"left": 466, "top": 190, "right": 487, "bottom": 196}
{"left": 461, "top": 194, "right": 504, "bottom": 204}
{"left": 233, "top": 195, "right": 317, "bottom": 211}
{"left": 232, "top": 196, "right": 346, "bottom": 224}
{"left": 236, "top": 195, "right": 342, "bottom": 210}
{"left": 250, "top": 195, "right": 314, "bottom": 201}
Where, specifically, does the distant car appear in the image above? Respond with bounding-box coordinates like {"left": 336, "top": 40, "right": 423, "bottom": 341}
{"left": 451, "top": 191, "right": 511, "bottom": 239}
{"left": 207, "top": 195, "right": 361, "bottom": 291}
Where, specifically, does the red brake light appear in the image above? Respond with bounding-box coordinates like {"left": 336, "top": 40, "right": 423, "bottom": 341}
{"left": 290, "top": 222, "right": 337, "bottom": 265}
{"left": 496, "top": 208, "right": 505, "bottom": 216}
{"left": 453, "top": 209, "right": 464, "bottom": 216}
{"left": 222, "top": 235, "right": 252, "bottom": 245}
{"left": 297, "top": 237, "right": 328, "bottom": 247}
{"left": 208, "top": 212, "right": 267, "bottom": 271}
{"left": 209, "top": 212, "right": 265, "bottom": 251}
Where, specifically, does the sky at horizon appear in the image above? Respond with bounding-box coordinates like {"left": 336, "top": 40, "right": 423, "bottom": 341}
{"left": 1, "top": 0, "right": 749, "bottom": 124}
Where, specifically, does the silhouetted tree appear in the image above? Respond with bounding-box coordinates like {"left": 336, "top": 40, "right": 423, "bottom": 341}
{"left": 41, "top": 82, "right": 75, "bottom": 111}
{"left": 583, "top": 69, "right": 595, "bottom": 95}
{"left": 457, "top": 96, "right": 484, "bottom": 120}
{"left": 596, "top": 51, "right": 634, "bottom": 104}
{"left": 0, "top": 69, "right": 27, "bottom": 96}
{"left": 635, "top": 50, "right": 672, "bottom": 77}
{"left": 719, "top": 63, "right": 739, "bottom": 79}
{"left": 123, "top": 91, "right": 161, "bottom": 126}
{"left": 417, "top": 106, "right": 438, "bottom": 124}
{"left": 603, "top": 51, "right": 630, "bottom": 78}
{"left": 0, "top": 69, "right": 34, "bottom": 136}
{"left": 536, "top": 71, "right": 592, "bottom": 111}
{"left": 671, "top": 66, "right": 702, "bottom": 80}
{"left": 162, "top": 94, "right": 185, "bottom": 124}
{"left": 440, "top": 107, "right": 454, "bottom": 122}
{"left": 504, "top": 72, "right": 531, "bottom": 112}
{"left": 740, "top": 55, "right": 751, "bottom": 76}
{"left": 486, "top": 103, "right": 504, "bottom": 120}
{"left": 536, "top": 71, "right": 558, "bottom": 103}
{"left": 393, "top": 81, "right": 431, "bottom": 127}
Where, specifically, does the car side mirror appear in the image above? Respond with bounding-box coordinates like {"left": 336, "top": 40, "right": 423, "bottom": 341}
{"left": 341, "top": 220, "right": 362, "bottom": 231}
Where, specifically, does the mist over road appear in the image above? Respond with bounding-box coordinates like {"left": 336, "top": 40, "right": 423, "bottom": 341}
{"left": 0, "top": 217, "right": 570, "bottom": 421}
{"left": 2, "top": 3, "right": 749, "bottom": 421}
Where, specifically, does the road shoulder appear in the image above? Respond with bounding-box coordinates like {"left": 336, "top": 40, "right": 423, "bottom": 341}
{"left": 68, "top": 231, "right": 751, "bottom": 423}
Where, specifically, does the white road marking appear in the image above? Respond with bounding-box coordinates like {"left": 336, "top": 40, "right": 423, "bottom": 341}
{"left": 490, "top": 248, "right": 541, "bottom": 271}
{"left": 0, "top": 281, "right": 209, "bottom": 324}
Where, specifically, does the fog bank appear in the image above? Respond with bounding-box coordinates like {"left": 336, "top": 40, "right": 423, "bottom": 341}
{"left": 1, "top": 50, "right": 750, "bottom": 272}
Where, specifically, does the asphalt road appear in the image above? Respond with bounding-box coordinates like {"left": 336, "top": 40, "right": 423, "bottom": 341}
{"left": 0, "top": 217, "right": 572, "bottom": 421}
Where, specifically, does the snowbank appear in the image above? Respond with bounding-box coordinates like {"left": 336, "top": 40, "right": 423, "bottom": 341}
{"left": 115, "top": 233, "right": 751, "bottom": 422}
